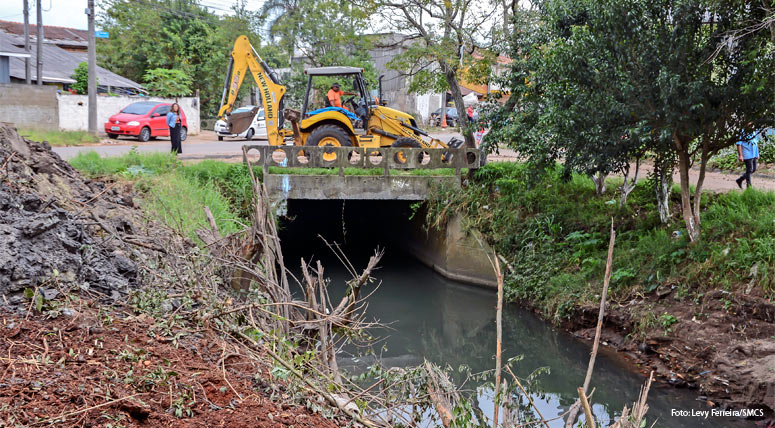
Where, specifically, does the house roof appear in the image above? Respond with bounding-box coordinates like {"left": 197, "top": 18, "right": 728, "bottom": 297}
{"left": 0, "top": 31, "right": 30, "bottom": 57}
{"left": 305, "top": 66, "right": 364, "bottom": 76}
{"left": 0, "top": 32, "right": 141, "bottom": 89}
{"left": 0, "top": 19, "right": 88, "bottom": 50}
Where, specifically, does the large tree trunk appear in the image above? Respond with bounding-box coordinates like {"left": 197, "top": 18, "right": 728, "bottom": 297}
{"left": 441, "top": 61, "right": 476, "bottom": 149}
{"left": 673, "top": 133, "right": 701, "bottom": 241}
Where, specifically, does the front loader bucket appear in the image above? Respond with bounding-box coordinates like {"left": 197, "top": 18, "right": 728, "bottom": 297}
{"left": 227, "top": 107, "right": 259, "bottom": 135}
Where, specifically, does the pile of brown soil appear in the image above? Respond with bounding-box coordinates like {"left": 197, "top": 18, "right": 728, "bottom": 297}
{"left": 0, "top": 124, "right": 349, "bottom": 426}
{"left": 0, "top": 305, "right": 342, "bottom": 427}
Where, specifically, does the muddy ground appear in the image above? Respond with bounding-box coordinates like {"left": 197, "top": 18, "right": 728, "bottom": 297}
{"left": 0, "top": 124, "right": 146, "bottom": 308}
{"left": 0, "top": 306, "right": 342, "bottom": 427}
{"left": 565, "top": 290, "right": 775, "bottom": 424}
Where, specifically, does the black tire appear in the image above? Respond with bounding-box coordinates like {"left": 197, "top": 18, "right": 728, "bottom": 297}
{"left": 218, "top": 136, "right": 224, "bottom": 141}
{"left": 107, "top": 133, "right": 118, "bottom": 139}
{"left": 180, "top": 127, "right": 188, "bottom": 141}
{"left": 306, "top": 124, "right": 352, "bottom": 148}
{"left": 137, "top": 127, "right": 150, "bottom": 142}
{"left": 391, "top": 137, "right": 424, "bottom": 164}
{"left": 306, "top": 125, "right": 352, "bottom": 162}
{"left": 245, "top": 128, "right": 254, "bottom": 141}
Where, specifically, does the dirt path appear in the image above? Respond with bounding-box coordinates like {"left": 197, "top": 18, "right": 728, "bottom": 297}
{"left": 488, "top": 147, "right": 775, "bottom": 192}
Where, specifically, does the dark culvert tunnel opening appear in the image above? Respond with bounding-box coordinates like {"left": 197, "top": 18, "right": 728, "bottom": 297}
{"left": 278, "top": 199, "right": 420, "bottom": 271}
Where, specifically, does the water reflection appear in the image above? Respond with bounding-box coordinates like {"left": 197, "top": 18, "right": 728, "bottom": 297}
{"left": 278, "top": 199, "right": 749, "bottom": 427}
{"left": 298, "top": 252, "right": 750, "bottom": 428}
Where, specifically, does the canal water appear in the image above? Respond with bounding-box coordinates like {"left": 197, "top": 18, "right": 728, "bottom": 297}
{"left": 280, "top": 200, "right": 751, "bottom": 427}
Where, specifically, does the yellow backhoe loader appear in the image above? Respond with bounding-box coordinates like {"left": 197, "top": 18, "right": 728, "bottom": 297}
{"left": 217, "top": 36, "right": 461, "bottom": 157}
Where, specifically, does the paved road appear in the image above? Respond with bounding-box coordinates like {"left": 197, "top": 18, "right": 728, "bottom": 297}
{"left": 53, "top": 130, "right": 464, "bottom": 161}
{"left": 53, "top": 131, "right": 773, "bottom": 192}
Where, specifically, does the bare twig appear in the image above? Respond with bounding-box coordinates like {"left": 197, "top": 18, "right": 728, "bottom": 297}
{"left": 578, "top": 387, "right": 596, "bottom": 428}
{"left": 505, "top": 366, "right": 551, "bottom": 428}
{"left": 566, "top": 218, "right": 616, "bottom": 428}
{"left": 34, "top": 393, "right": 145, "bottom": 425}
{"left": 493, "top": 252, "right": 504, "bottom": 427}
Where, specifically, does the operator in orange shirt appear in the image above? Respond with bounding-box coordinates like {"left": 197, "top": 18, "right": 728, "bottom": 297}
{"left": 327, "top": 82, "right": 354, "bottom": 110}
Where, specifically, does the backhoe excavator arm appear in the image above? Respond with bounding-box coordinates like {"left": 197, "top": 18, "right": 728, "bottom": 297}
{"left": 217, "top": 35, "right": 287, "bottom": 146}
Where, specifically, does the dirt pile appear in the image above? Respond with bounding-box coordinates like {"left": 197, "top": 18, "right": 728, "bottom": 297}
{"left": 0, "top": 124, "right": 140, "bottom": 307}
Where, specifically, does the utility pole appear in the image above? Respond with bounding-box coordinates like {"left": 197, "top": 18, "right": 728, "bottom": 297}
{"left": 35, "top": 0, "right": 42, "bottom": 85}
{"left": 86, "top": 0, "right": 97, "bottom": 134}
{"left": 23, "top": 0, "right": 30, "bottom": 84}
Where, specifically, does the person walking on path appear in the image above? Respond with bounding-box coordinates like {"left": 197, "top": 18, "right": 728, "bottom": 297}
{"left": 736, "top": 126, "right": 760, "bottom": 189}
{"left": 167, "top": 103, "right": 183, "bottom": 154}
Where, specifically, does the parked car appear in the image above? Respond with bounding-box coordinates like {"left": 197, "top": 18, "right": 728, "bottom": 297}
{"left": 429, "top": 107, "right": 458, "bottom": 127}
{"left": 214, "top": 106, "right": 267, "bottom": 141}
{"left": 104, "top": 101, "right": 188, "bottom": 142}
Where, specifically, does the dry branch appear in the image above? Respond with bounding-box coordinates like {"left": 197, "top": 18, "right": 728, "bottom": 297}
{"left": 565, "top": 218, "right": 616, "bottom": 428}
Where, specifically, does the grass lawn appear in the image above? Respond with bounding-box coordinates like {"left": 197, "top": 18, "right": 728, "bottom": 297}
{"left": 70, "top": 151, "right": 248, "bottom": 240}
{"left": 19, "top": 129, "right": 101, "bottom": 147}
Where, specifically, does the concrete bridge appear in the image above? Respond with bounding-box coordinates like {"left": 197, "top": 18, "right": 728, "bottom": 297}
{"left": 243, "top": 144, "right": 482, "bottom": 201}
{"left": 244, "top": 144, "right": 496, "bottom": 289}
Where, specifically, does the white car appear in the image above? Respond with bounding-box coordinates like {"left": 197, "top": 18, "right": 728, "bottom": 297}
{"left": 214, "top": 106, "right": 267, "bottom": 141}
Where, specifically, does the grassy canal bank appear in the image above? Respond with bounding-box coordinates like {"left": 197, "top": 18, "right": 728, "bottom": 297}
{"left": 424, "top": 161, "right": 775, "bottom": 415}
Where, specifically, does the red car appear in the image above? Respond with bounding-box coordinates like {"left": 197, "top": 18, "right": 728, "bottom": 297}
{"left": 105, "top": 101, "right": 188, "bottom": 142}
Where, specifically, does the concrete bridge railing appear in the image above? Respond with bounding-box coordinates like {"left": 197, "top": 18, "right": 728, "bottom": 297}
{"left": 242, "top": 145, "right": 481, "bottom": 176}
{"left": 242, "top": 145, "right": 481, "bottom": 202}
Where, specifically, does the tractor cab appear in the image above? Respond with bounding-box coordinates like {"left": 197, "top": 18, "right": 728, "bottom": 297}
{"left": 300, "top": 67, "right": 373, "bottom": 132}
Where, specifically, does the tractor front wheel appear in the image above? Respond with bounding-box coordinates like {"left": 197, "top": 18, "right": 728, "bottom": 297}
{"left": 391, "top": 137, "right": 424, "bottom": 165}
{"left": 306, "top": 125, "right": 352, "bottom": 162}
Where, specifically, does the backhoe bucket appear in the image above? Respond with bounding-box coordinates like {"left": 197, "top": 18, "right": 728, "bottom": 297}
{"left": 227, "top": 107, "right": 259, "bottom": 135}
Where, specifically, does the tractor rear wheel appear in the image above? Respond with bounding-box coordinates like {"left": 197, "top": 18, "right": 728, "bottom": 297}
{"left": 391, "top": 137, "right": 424, "bottom": 164}
{"left": 306, "top": 125, "right": 352, "bottom": 162}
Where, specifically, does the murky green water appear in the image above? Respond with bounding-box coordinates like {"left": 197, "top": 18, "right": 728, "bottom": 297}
{"left": 280, "top": 200, "right": 753, "bottom": 427}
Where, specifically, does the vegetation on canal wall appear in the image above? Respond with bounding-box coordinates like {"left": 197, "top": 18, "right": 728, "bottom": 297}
{"left": 426, "top": 162, "right": 775, "bottom": 323}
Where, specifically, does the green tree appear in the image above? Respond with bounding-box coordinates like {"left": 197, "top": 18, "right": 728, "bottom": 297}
{"left": 98, "top": 0, "right": 279, "bottom": 116}
{"left": 358, "top": 0, "right": 500, "bottom": 148}
{"left": 70, "top": 62, "right": 91, "bottom": 95}
{"left": 259, "top": 0, "right": 301, "bottom": 65}
{"left": 143, "top": 68, "right": 192, "bottom": 97}
{"left": 492, "top": 0, "right": 775, "bottom": 240}
{"left": 259, "top": 0, "right": 377, "bottom": 109}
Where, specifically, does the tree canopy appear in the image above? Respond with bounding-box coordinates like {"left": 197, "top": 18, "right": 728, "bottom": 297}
{"left": 97, "top": 0, "right": 284, "bottom": 117}
{"left": 490, "top": 0, "right": 775, "bottom": 240}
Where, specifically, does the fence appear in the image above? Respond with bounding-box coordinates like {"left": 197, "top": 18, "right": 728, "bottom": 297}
{"left": 242, "top": 145, "right": 481, "bottom": 175}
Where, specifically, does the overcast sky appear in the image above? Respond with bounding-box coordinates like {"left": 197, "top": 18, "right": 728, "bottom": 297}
{"left": 0, "top": 0, "right": 267, "bottom": 31}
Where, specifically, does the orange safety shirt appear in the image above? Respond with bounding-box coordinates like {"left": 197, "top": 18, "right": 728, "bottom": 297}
{"left": 327, "top": 89, "right": 343, "bottom": 108}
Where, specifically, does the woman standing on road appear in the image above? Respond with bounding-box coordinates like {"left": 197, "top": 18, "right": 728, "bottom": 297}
{"left": 167, "top": 103, "right": 182, "bottom": 154}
